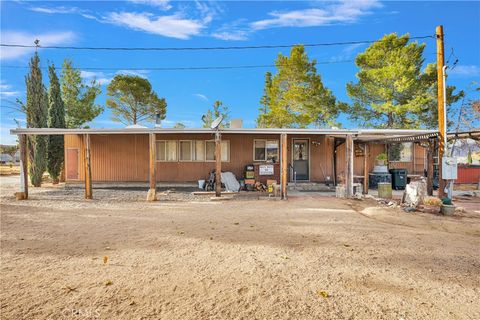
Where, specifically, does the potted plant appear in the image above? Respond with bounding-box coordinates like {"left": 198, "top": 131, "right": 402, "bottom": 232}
{"left": 423, "top": 196, "right": 442, "bottom": 214}
{"left": 375, "top": 153, "right": 388, "bottom": 166}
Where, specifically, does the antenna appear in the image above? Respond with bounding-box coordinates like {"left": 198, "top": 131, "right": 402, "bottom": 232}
{"left": 210, "top": 115, "right": 223, "bottom": 130}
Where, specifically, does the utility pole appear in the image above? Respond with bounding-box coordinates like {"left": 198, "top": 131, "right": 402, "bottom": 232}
{"left": 436, "top": 25, "right": 446, "bottom": 198}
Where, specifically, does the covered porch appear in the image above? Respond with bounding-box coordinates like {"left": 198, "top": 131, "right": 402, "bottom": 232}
{"left": 11, "top": 127, "right": 440, "bottom": 201}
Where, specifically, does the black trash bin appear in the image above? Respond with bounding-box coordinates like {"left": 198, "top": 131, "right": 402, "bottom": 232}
{"left": 389, "top": 169, "right": 408, "bottom": 190}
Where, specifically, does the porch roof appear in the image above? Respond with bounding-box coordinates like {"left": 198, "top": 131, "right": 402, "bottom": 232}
{"left": 10, "top": 127, "right": 438, "bottom": 140}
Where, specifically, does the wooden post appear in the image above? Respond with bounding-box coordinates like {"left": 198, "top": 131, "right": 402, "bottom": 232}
{"left": 147, "top": 133, "right": 157, "bottom": 201}
{"left": 215, "top": 131, "right": 222, "bottom": 197}
{"left": 436, "top": 25, "right": 446, "bottom": 198}
{"left": 281, "top": 133, "right": 288, "bottom": 200}
{"left": 345, "top": 135, "right": 354, "bottom": 197}
{"left": 363, "top": 143, "right": 369, "bottom": 195}
{"left": 84, "top": 134, "right": 92, "bottom": 199}
{"left": 17, "top": 134, "right": 28, "bottom": 200}
{"left": 426, "top": 139, "right": 434, "bottom": 196}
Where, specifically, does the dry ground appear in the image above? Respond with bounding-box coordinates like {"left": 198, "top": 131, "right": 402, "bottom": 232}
{"left": 1, "top": 176, "right": 479, "bottom": 320}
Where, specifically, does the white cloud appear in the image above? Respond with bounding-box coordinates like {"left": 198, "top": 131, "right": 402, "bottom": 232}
{"left": 0, "top": 31, "right": 76, "bottom": 60}
{"left": 30, "top": 6, "right": 80, "bottom": 14}
{"left": 449, "top": 65, "right": 480, "bottom": 77}
{"left": 80, "top": 71, "right": 111, "bottom": 86}
{"left": 251, "top": 0, "right": 381, "bottom": 30}
{"left": 193, "top": 93, "right": 208, "bottom": 101}
{"left": 105, "top": 11, "right": 207, "bottom": 39}
{"left": 0, "top": 81, "right": 21, "bottom": 98}
{"left": 211, "top": 30, "right": 248, "bottom": 41}
{"left": 127, "top": 0, "right": 172, "bottom": 10}
{"left": 116, "top": 69, "right": 149, "bottom": 78}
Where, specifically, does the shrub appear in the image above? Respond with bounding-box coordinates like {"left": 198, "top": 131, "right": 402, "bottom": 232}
{"left": 423, "top": 196, "right": 442, "bottom": 206}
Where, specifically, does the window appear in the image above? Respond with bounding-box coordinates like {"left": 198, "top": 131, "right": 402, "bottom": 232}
{"left": 193, "top": 140, "right": 205, "bottom": 161}
{"left": 388, "top": 142, "right": 413, "bottom": 162}
{"left": 205, "top": 140, "right": 229, "bottom": 162}
{"left": 179, "top": 141, "right": 192, "bottom": 161}
{"left": 156, "top": 140, "right": 177, "bottom": 161}
{"left": 254, "top": 139, "right": 279, "bottom": 162}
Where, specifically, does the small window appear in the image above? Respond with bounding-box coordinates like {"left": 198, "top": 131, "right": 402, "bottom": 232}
{"left": 179, "top": 141, "right": 192, "bottom": 161}
{"left": 205, "top": 140, "right": 229, "bottom": 162}
{"left": 193, "top": 140, "right": 205, "bottom": 161}
{"left": 156, "top": 141, "right": 166, "bottom": 161}
{"left": 388, "top": 142, "right": 413, "bottom": 162}
{"left": 254, "top": 139, "right": 279, "bottom": 162}
{"left": 206, "top": 141, "right": 215, "bottom": 161}
{"left": 156, "top": 140, "right": 177, "bottom": 161}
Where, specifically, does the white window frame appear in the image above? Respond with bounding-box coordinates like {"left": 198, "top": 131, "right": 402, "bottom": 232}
{"left": 179, "top": 140, "right": 193, "bottom": 162}
{"left": 205, "top": 140, "right": 230, "bottom": 162}
{"left": 156, "top": 140, "right": 178, "bottom": 162}
{"left": 253, "top": 139, "right": 279, "bottom": 162}
{"left": 192, "top": 140, "right": 205, "bottom": 162}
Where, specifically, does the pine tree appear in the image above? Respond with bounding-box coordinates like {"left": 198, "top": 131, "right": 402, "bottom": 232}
{"left": 25, "top": 52, "right": 48, "bottom": 187}
{"left": 47, "top": 64, "right": 66, "bottom": 184}
{"left": 201, "top": 100, "right": 230, "bottom": 128}
{"left": 257, "top": 72, "right": 272, "bottom": 128}
{"left": 256, "top": 46, "right": 341, "bottom": 128}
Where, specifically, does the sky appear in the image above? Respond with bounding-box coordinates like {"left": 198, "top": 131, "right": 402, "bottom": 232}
{"left": 1, "top": 0, "right": 479, "bottom": 144}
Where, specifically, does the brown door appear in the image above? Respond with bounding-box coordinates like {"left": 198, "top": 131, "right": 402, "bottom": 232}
{"left": 66, "top": 149, "right": 79, "bottom": 180}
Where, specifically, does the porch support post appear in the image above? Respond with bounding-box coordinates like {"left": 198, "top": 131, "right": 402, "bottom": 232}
{"left": 281, "top": 133, "right": 288, "bottom": 200}
{"left": 17, "top": 134, "right": 28, "bottom": 200}
{"left": 426, "top": 138, "right": 434, "bottom": 196}
{"left": 345, "top": 134, "right": 354, "bottom": 197}
{"left": 84, "top": 134, "right": 93, "bottom": 199}
{"left": 147, "top": 133, "right": 157, "bottom": 201}
{"left": 363, "top": 143, "right": 369, "bottom": 195}
{"left": 215, "top": 131, "right": 222, "bottom": 197}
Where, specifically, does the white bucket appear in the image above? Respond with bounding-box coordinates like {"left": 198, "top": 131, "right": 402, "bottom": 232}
{"left": 198, "top": 180, "right": 205, "bottom": 189}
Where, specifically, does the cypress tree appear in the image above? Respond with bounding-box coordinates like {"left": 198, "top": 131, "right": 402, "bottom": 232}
{"left": 47, "top": 64, "right": 66, "bottom": 184}
{"left": 25, "top": 52, "right": 48, "bottom": 187}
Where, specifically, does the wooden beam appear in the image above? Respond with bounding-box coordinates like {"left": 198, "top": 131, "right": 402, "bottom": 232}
{"left": 436, "top": 25, "right": 446, "bottom": 198}
{"left": 281, "top": 133, "right": 288, "bottom": 200}
{"left": 363, "top": 143, "right": 369, "bottom": 195}
{"left": 345, "top": 135, "right": 354, "bottom": 197}
{"left": 84, "top": 134, "right": 92, "bottom": 199}
{"left": 17, "top": 134, "right": 28, "bottom": 200}
{"left": 426, "top": 139, "right": 434, "bottom": 196}
{"left": 215, "top": 131, "right": 222, "bottom": 197}
{"left": 147, "top": 133, "right": 157, "bottom": 201}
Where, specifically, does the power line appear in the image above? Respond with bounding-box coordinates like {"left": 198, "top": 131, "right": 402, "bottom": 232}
{"left": 0, "top": 59, "right": 354, "bottom": 71}
{"left": 0, "top": 35, "right": 435, "bottom": 51}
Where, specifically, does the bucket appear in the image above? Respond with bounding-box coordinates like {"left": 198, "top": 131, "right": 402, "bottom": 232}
{"left": 441, "top": 204, "right": 455, "bottom": 216}
{"left": 198, "top": 180, "right": 205, "bottom": 189}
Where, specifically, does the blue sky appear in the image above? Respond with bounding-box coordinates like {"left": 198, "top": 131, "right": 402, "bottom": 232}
{"left": 1, "top": 0, "right": 479, "bottom": 144}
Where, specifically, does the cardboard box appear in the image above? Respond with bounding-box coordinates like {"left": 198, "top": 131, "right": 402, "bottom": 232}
{"left": 244, "top": 179, "right": 255, "bottom": 185}
{"left": 266, "top": 179, "right": 277, "bottom": 186}
{"left": 245, "top": 171, "right": 255, "bottom": 179}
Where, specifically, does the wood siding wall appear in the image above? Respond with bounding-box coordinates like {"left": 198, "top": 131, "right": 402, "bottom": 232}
{"left": 66, "top": 133, "right": 334, "bottom": 182}
{"left": 65, "top": 134, "right": 426, "bottom": 183}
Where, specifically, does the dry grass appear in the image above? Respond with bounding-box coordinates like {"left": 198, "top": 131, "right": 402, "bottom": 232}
{"left": 0, "top": 165, "right": 20, "bottom": 176}
{"left": 1, "top": 177, "right": 479, "bottom": 319}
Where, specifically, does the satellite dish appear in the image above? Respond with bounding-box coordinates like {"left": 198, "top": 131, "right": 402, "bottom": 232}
{"left": 211, "top": 115, "right": 223, "bottom": 130}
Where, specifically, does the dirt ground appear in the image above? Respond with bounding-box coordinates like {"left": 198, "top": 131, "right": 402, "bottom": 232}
{"left": 1, "top": 176, "right": 479, "bottom": 320}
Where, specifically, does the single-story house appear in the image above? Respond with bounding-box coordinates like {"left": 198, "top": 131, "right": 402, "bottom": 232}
{"left": 11, "top": 126, "right": 441, "bottom": 200}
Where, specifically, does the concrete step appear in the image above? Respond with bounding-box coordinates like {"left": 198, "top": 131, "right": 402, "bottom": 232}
{"left": 287, "top": 183, "right": 334, "bottom": 192}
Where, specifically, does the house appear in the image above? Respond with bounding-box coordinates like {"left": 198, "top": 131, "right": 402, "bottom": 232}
{"left": 11, "top": 125, "right": 439, "bottom": 201}
{"left": 61, "top": 128, "right": 429, "bottom": 184}
{"left": 0, "top": 154, "right": 13, "bottom": 164}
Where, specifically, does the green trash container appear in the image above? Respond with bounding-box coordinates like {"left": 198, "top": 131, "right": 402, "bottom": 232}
{"left": 389, "top": 169, "right": 407, "bottom": 190}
